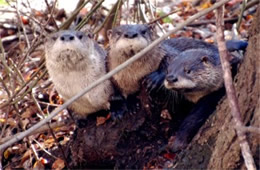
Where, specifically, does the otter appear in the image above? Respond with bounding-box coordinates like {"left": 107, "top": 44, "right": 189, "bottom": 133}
{"left": 45, "top": 30, "right": 114, "bottom": 118}
{"left": 164, "top": 48, "right": 222, "bottom": 103}
{"left": 107, "top": 25, "right": 240, "bottom": 98}
{"left": 161, "top": 41, "right": 247, "bottom": 152}
{"left": 145, "top": 37, "right": 247, "bottom": 93}
{"left": 107, "top": 24, "right": 247, "bottom": 115}
{"left": 107, "top": 24, "right": 166, "bottom": 97}
{"left": 106, "top": 24, "right": 247, "bottom": 151}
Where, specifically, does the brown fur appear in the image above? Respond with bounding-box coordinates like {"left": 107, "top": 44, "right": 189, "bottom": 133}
{"left": 45, "top": 30, "right": 114, "bottom": 117}
{"left": 107, "top": 24, "right": 166, "bottom": 97}
{"left": 164, "top": 49, "right": 223, "bottom": 103}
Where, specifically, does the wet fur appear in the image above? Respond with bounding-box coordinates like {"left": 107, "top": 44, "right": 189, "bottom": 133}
{"left": 107, "top": 24, "right": 166, "bottom": 97}
{"left": 45, "top": 30, "right": 114, "bottom": 117}
{"left": 165, "top": 49, "right": 223, "bottom": 103}
{"left": 160, "top": 39, "right": 246, "bottom": 152}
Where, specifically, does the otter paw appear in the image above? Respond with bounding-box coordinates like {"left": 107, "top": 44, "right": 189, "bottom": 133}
{"left": 126, "top": 95, "right": 141, "bottom": 115}
{"left": 169, "top": 137, "right": 188, "bottom": 153}
{"left": 76, "top": 118, "right": 88, "bottom": 128}
{"left": 110, "top": 95, "right": 128, "bottom": 121}
{"left": 110, "top": 105, "right": 128, "bottom": 120}
{"left": 143, "top": 71, "right": 165, "bottom": 93}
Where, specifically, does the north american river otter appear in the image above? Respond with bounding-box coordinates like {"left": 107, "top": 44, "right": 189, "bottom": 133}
{"left": 107, "top": 24, "right": 247, "bottom": 115}
{"left": 45, "top": 30, "right": 114, "bottom": 117}
{"left": 107, "top": 24, "right": 241, "bottom": 98}
{"left": 161, "top": 40, "right": 247, "bottom": 152}
{"left": 107, "top": 24, "right": 166, "bottom": 97}
{"left": 165, "top": 48, "right": 223, "bottom": 103}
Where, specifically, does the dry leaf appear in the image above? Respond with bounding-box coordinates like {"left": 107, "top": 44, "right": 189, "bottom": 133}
{"left": 33, "top": 160, "right": 45, "bottom": 170}
{"left": 96, "top": 115, "right": 109, "bottom": 126}
{"left": 4, "top": 148, "right": 11, "bottom": 159}
{"left": 163, "top": 153, "right": 176, "bottom": 160}
{"left": 52, "top": 158, "right": 65, "bottom": 170}
{"left": 21, "top": 149, "right": 32, "bottom": 164}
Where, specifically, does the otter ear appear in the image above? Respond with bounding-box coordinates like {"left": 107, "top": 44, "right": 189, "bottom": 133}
{"left": 107, "top": 29, "right": 112, "bottom": 40}
{"left": 201, "top": 56, "right": 209, "bottom": 64}
{"left": 148, "top": 23, "right": 156, "bottom": 31}
{"left": 86, "top": 32, "right": 94, "bottom": 39}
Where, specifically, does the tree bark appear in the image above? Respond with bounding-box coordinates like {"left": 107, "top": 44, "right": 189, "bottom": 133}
{"left": 173, "top": 4, "right": 260, "bottom": 169}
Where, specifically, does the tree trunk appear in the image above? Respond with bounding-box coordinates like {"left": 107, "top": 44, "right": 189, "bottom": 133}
{"left": 173, "top": 4, "right": 260, "bottom": 169}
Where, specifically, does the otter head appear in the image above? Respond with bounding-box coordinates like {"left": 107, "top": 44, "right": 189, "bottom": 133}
{"left": 45, "top": 30, "right": 95, "bottom": 70}
{"left": 164, "top": 49, "right": 223, "bottom": 103}
{"left": 107, "top": 24, "right": 156, "bottom": 58}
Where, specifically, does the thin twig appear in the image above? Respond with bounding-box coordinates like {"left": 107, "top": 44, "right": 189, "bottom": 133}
{"left": 93, "top": 0, "right": 120, "bottom": 34}
{"left": 215, "top": 3, "right": 256, "bottom": 170}
{"left": 9, "top": 58, "right": 25, "bottom": 84}
{"left": 0, "top": 61, "right": 45, "bottom": 109}
{"left": 32, "top": 91, "right": 70, "bottom": 168}
{"left": 148, "top": 9, "right": 180, "bottom": 24}
{"left": 188, "top": 17, "right": 238, "bottom": 26}
{"left": 59, "top": 0, "right": 90, "bottom": 30}
{"left": 236, "top": 0, "right": 248, "bottom": 32}
{"left": 237, "top": 126, "right": 260, "bottom": 135}
{"left": 146, "top": 0, "right": 166, "bottom": 34}
{"left": 33, "top": 139, "right": 58, "bottom": 159}
{"left": 76, "top": 0, "right": 105, "bottom": 31}
{"left": 16, "top": 1, "right": 31, "bottom": 49}
{"left": 29, "top": 139, "right": 39, "bottom": 161}
{"left": 17, "top": 34, "right": 44, "bottom": 69}
{"left": 0, "top": 76, "right": 10, "bottom": 97}
{"left": 9, "top": 69, "right": 48, "bottom": 105}
{"left": 112, "top": 0, "right": 122, "bottom": 27}
{"left": 0, "top": 119, "right": 73, "bottom": 144}
{"left": 0, "top": 0, "right": 231, "bottom": 152}
{"left": 245, "top": 0, "right": 260, "bottom": 10}
{"left": 44, "top": 0, "right": 58, "bottom": 30}
{"left": 0, "top": 38, "right": 12, "bottom": 76}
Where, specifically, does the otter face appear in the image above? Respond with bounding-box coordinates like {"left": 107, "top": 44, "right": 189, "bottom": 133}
{"left": 107, "top": 24, "right": 155, "bottom": 57}
{"left": 45, "top": 30, "right": 94, "bottom": 70}
{"left": 164, "top": 49, "right": 223, "bottom": 102}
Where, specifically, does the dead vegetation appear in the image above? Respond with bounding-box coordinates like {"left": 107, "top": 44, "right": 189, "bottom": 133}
{"left": 0, "top": 0, "right": 259, "bottom": 169}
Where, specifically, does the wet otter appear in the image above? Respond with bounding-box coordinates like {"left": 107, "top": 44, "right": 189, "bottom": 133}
{"left": 162, "top": 40, "right": 247, "bottom": 152}
{"left": 45, "top": 30, "right": 114, "bottom": 117}
{"left": 107, "top": 24, "right": 247, "bottom": 118}
{"left": 107, "top": 24, "right": 166, "bottom": 97}
{"left": 165, "top": 48, "right": 222, "bottom": 103}
{"left": 107, "top": 24, "right": 236, "bottom": 98}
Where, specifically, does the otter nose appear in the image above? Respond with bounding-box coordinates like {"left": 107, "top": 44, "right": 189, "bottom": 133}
{"left": 124, "top": 32, "right": 138, "bottom": 39}
{"left": 60, "top": 33, "right": 75, "bottom": 41}
{"left": 166, "top": 75, "right": 178, "bottom": 83}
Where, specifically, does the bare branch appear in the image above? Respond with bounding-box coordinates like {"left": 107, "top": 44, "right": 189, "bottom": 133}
{"left": 215, "top": 3, "right": 256, "bottom": 170}
{"left": 236, "top": 126, "right": 260, "bottom": 135}
{"left": 0, "top": 0, "right": 231, "bottom": 152}
{"left": 76, "top": 0, "right": 105, "bottom": 31}
{"left": 0, "top": 119, "right": 73, "bottom": 145}
{"left": 236, "top": 0, "right": 248, "bottom": 32}
{"left": 59, "top": 0, "right": 90, "bottom": 30}
{"left": 148, "top": 9, "right": 180, "bottom": 25}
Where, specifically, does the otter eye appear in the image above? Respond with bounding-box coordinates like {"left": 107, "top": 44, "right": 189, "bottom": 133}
{"left": 116, "top": 31, "right": 122, "bottom": 36}
{"left": 78, "top": 34, "right": 83, "bottom": 40}
{"left": 141, "top": 30, "right": 147, "bottom": 35}
{"left": 184, "top": 68, "right": 191, "bottom": 74}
